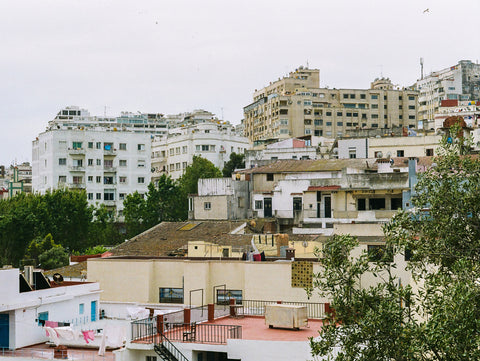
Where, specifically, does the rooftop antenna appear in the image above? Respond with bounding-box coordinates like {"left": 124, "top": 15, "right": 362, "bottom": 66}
{"left": 306, "top": 60, "right": 309, "bottom": 69}
{"left": 221, "top": 107, "right": 224, "bottom": 120}
{"left": 420, "top": 57, "right": 424, "bottom": 80}
{"left": 378, "top": 65, "right": 383, "bottom": 78}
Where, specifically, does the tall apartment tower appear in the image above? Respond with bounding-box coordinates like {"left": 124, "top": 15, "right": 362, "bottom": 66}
{"left": 243, "top": 66, "right": 418, "bottom": 142}
{"left": 416, "top": 60, "right": 480, "bottom": 130}
{"left": 32, "top": 106, "right": 164, "bottom": 217}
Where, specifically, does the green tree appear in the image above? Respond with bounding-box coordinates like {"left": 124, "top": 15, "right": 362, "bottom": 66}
{"left": 38, "top": 245, "right": 69, "bottom": 270}
{"left": 222, "top": 152, "right": 245, "bottom": 177}
{"left": 123, "top": 175, "right": 186, "bottom": 238}
{"left": 24, "top": 233, "right": 58, "bottom": 266}
{"left": 310, "top": 131, "right": 480, "bottom": 360}
{"left": 123, "top": 191, "right": 146, "bottom": 238}
{"left": 179, "top": 156, "right": 222, "bottom": 195}
{"left": 89, "top": 204, "right": 122, "bottom": 247}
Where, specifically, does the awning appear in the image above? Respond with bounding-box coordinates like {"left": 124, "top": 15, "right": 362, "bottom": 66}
{"left": 307, "top": 185, "right": 341, "bottom": 191}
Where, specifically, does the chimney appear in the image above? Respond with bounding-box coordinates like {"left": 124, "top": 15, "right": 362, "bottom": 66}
{"left": 408, "top": 157, "right": 418, "bottom": 189}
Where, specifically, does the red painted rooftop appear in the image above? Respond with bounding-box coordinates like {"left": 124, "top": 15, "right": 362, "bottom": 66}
{"left": 206, "top": 316, "right": 324, "bottom": 342}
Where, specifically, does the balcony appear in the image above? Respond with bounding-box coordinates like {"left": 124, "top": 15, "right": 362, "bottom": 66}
{"left": 103, "top": 166, "right": 116, "bottom": 172}
{"left": 103, "top": 149, "right": 117, "bottom": 156}
{"left": 68, "top": 148, "right": 85, "bottom": 155}
{"left": 69, "top": 166, "right": 85, "bottom": 172}
{"left": 68, "top": 183, "right": 86, "bottom": 189}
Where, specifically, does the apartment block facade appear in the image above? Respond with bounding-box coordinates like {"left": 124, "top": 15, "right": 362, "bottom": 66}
{"left": 416, "top": 60, "right": 480, "bottom": 130}
{"left": 151, "top": 121, "right": 249, "bottom": 181}
{"left": 32, "top": 106, "right": 160, "bottom": 216}
{"left": 243, "top": 66, "right": 418, "bottom": 141}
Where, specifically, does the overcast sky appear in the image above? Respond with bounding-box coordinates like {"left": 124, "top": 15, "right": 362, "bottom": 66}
{"left": 1, "top": 0, "right": 479, "bottom": 165}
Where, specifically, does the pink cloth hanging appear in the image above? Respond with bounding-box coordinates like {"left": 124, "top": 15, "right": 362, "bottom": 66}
{"left": 45, "top": 320, "right": 58, "bottom": 328}
{"left": 82, "top": 330, "right": 95, "bottom": 344}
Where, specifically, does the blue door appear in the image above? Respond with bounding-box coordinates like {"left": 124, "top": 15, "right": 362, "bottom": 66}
{"left": 0, "top": 314, "right": 9, "bottom": 349}
{"left": 91, "top": 301, "right": 97, "bottom": 322}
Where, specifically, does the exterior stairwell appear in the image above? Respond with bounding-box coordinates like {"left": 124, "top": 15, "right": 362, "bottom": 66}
{"left": 154, "top": 334, "right": 189, "bottom": 361}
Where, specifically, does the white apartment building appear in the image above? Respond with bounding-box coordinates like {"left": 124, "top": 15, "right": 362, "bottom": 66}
{"left": 416, "top": 60, "right": 480, "bottom": 130}
{"left": 32, "top": 106, "right": 158, "bottom": 216}
{"left": 151, "top": 122, "right": 249, "bottom": 180}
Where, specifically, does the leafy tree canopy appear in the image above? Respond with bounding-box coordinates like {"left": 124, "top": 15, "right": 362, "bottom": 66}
{"left": 38, "top": 245, "right": 69, "bottom": 270}
{"left": 222, "top": 152, "right": 245, "bottom": 177}
{"left": 179, "top": 156, "right": 222, "bottom": 195}
{"left": 310, "top": 130, "right": 480, "bottom": 360}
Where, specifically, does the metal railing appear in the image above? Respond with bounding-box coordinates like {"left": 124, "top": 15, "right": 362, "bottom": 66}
{"left": 155, "top": 334, "right": 189, "bottom": 361}
{"left": 131, "top": 317, "right": 157, "bottom": 343}
{"left": 240, "top": 300, "right": 326, "bottom": 319}
{"left": 163, "top": 322, "right": 241, "bottom": 345}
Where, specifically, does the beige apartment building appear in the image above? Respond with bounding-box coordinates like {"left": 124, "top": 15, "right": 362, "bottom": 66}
{"left": 244, "top": 66, "right": 418, "bottom": 141}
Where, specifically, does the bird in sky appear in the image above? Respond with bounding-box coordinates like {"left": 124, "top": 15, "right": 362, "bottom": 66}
{"left": 423, "top": 8, "right": 430, "bottom": 13}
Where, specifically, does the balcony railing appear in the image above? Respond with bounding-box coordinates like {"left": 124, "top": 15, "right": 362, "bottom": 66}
{"left": 163, "top": 322, "right": 242, "bottom": 344}
{"left": 103, "top": 149, "right": 117, "bottom": 155}
{"left": 69, "top": 166, "right": 85, "bottom": 171}
{"left": 68, "top": 148, "right": 85, "bottom": 155}
{"left": 240, "top": 300, "right": 326, "bottom": 319}
{"left": 103, "top": 166, "right": 116, "bottom": 172}
{"left": 68, "top": 182, "right": 86, "bottom": 189}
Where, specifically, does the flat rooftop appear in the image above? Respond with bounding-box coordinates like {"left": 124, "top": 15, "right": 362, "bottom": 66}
{"left": 206, "top": 316, "right": 323, "bottom": 342}
{"left": 9, "top": 343, "right": 115, "bottom": 361}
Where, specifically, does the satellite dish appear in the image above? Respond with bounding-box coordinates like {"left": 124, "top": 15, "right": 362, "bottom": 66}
{"left": 302, "top": 241, "right": 308, "bottom": 248}
{"left": 53, "top": 273, "right": 64, "bottom": 284}
{"left": 386, "top": 152, "right": 392, "bottom": 159}
{"left": 376, "top": 151, "right": 383, "bottom": 158}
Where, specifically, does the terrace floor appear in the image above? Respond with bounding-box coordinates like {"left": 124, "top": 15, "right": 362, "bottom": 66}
{"left": 207, "top": 316, "right": 324, "bottom": 342}
{"left": 7, "top": 343, "right": 116, "bottom": 361}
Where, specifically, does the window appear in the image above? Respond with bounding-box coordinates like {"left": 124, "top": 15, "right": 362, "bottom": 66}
{"left": 88, "top": 159, "right": 93, "bottom": 166}
{"left": 408, "top": 115, "right": 415, "bottom": 120}
{"left": 96, "top": 142, "right": 101, "bottom": 149}
{"left": 337, "top": 112, "right": 343, "bottom": 116}
{"left": 159, "top": 287, "right": 183, "bottom": 303}
{"left": 138, "top": 160, "right": 145, "bottom": 168}
{"left": 88, "top": 142, "right": 93, "bottom": 149}
{"left": 104, "top": 191, "right": 115, "bottom": 201}
{"left": 138, "top": 177, "right": 145, "bottom": 184}
{"left": 96, "top": 176, "right": 101, "bottom": 183}
{"left": 371, "top": 104, "right": 378, "bottom": 109}
{"left": 119, "top": 193, "right": 126, "bottom": 200}
{"left": 176, "top": 163, "right": 181, "bottom": 170}
{"left": 349, "top": 149, "right": 357, "bottom": 159}
{"left": 104, "top": 176, "right": 114, "bottom": 184}
{"left": 103, "top": 142, "right": 113, "bottom": 151}
{"left": 119, "top": 159, "right": 127, "bottom": 167}
{"left": 293, "top": 197, "right": 302, "bottom": 211}
{"left": 119, "top": 143, "right": 127, "bottom": 150}
{"left": 337, "top": 122, "right": 343, "bottom": 126}
{"left": 326, "top": 121, "right": 332, "bottom": 126}
{"left": 72, "top": 176, "right": 83, "bottom": 184}
{"left": 87, "top": 193, "right": 93, "bottom": 200}
{"left": 72, "top": 141, "right": 82, "bottom": 149}
{"left": 391, "top": 197, "right": 402, "bottom": 210}
{"left": 255, "top": 200, "right": 263, "bottom": 209}
{"left": 408, "top": 96, "right": 415, "bottom": 101}
{"left": 182, "top": 162, "right": 187, "bottom": 169}
{"left": 96, "top": 159, "right": 101, "bottom": 166}
{"left": 79, "top": 303, "right": 84, "bottom": 315}
{"left": 138, "top": 144, "right": 145, "bottom": 151}
{"left": 266, "top": 173, "right": 274, "bottom": 181}
{"left": 72, "top": 159, "right": 83, "bottom": 167}
{"left": 58, "top": 158, "right": 66, "bottom": 165}
{"left": 370, "top": 198, "right": 386, "bottom": 210}
{"left": 408, "top": 105, "right": 415, "bottom": 110}
{"left": 326, "top": 111, "right": 332, "bottom": 116}
{"left": 426, "top": 148, "right": 434, "bottom": 156}
{"left": 371, "top": 94, "right": 378, "bottom": 100}
{"left": 360, "top": 94, "right": 366, "bottom": 99}
{"left": 182, "top": 146, "right": 187, "bottom": 154}
{"left": 216, "top": 289, "right": 242, "bottom": 305}
{"left": 170, "top": 148, "right": 175, "bottom": 156}
{"left": 343, "top": 94, "right": 348, "bottom": 99}
{"left": 146, "top": 357, "right": 157, "bottom": 361}
{"left": 58, "top": 176, "right": 66, "bottom": 183}
{"left": 371, "top": 114, "right": 379, "bottom": 119}
{"left": 87, "top": 176, "right": 93, "bottom": 182}
{"left": 204, "top": 202, "right": 211, "bottom": 210}
{"left": 38, "top": 312, "right": 48, "bottom": 326}
{"left": 119, "top": 176, "right": 127, "bottom": 184}
{"left": 170, "top": 164, "right": 174, "bottom": 171}
{"left": 397, "top": 150, "right": 404, "bottom": 157}
{"left": 358, "top": 198, "right": 366, "bottom": 211}
{"left": 368, "top": 245, "right": 393, "bottom": 262}
{"left": 96, "top": 193, "right": 101, "bottom": 200}
{"left": 314, "top": 119, "right": 323, "bottom": 126}
{"left": 175, "top": 147, "right": 180, "bottom": 155}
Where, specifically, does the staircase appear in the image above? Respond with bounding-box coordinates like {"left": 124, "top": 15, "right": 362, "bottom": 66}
{"left": 154, "top": 334, "right": 189, "bottom": 361}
